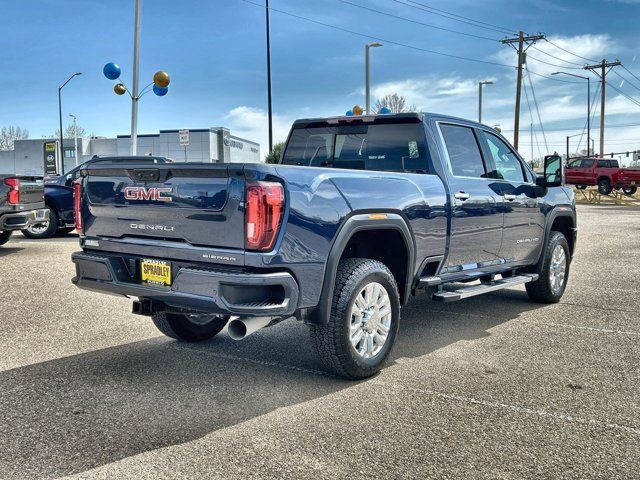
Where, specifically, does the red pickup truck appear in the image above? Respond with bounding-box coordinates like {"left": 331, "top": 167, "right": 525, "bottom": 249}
{"left": 565, "top": 157, "right": 640, "bottom": 195}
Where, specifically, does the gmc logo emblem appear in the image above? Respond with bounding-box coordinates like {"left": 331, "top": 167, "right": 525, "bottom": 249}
{"left": 124, "top": 186, "right": 173, "bottom": 202}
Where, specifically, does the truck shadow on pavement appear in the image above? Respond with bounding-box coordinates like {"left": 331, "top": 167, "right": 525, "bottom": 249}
{"left": 0, "top": 247, "right": 23, "bottom": 257}
{"left": 0, "top": 289, "right": 544, "bottom": 479}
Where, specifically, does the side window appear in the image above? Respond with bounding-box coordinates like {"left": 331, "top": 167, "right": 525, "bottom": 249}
{"left": 482, "top": 132, "right": 526, "bottom": 182}
{"left": 439, "top": 124, "right": 486, "bottom": 178}
{"left": 610, "top": 160, "right": 620, "bottom": 168}
{"left": 568, "top": 159, "right": 583, "bottom": 168}
{"left": 582, "top": 159, "right": 594, "bottom": 168}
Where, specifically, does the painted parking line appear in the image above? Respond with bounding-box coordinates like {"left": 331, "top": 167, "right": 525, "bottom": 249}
{"left": 373, "top": 381, "right": 640, "bottom": 436}
{"left": 538, "top": 322, "right": 640, "bottom": 336}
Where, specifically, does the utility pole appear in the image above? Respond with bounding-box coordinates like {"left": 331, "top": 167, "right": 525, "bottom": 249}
{"left": 265, "top": 0, "right": 273, "bottom": 153}
{"left": 584, "top": 59, "right": 621, "bottom": 158}
{"left": 130, "top": 0, "right": 141, "bottom": 156}
{"left": 501, "top": 31, "right": 545, "bottom": 151}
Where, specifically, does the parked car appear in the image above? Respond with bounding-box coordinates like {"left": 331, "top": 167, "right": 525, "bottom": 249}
{"left": 22, "top": 156, "right": 171, "bottom": 239}
{"left": 0, "top": 174, "right": 48, "bottom": 246}
{"left": 565, "top": 157, "right": 640, "bottom": 195}
{"left": 71, "top": 113, "right": 576, "bottom": 379}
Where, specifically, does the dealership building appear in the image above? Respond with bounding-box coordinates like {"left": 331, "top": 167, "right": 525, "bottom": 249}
{"left": 0, "top": 127, "right": 261, "bottom": 175}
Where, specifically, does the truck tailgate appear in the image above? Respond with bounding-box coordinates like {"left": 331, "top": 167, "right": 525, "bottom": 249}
{"left": 13, "top": 175, "right": 44, "bottom": 207}
{"left": 83, "top": 164, "right": 245, "bottom": 250}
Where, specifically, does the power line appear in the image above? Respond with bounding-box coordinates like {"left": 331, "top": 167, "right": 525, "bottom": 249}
{"left": 544, "top": 38, "right": 597, "bottom": 63}
{"left": 530, "top": 45, "right": 585, "bottom": 67}
{"left": 606, "top": 80, "right": 640, "bottom": 109}
{"left": 527, "top": 70, "right": 583, "bottom": 83}
{"left": 390, "top": 0, "right": 516, "bottom": 35}
{"left": 621, "top": 64, "right": 640, "bottom": 85}
{"left": 337, "top": 0, "right": 499, "bottom": 42}
{"left": 526, "top": 54, "right": 583, "bottom": 70}
{"left": 238, "top": 0, "right": 515, "bottom": 68}
{"left": 612, "top": 69, "right": 640, "bottom": 94}
{"left": 525, "top": 67, "right": 548, "bottom": 150}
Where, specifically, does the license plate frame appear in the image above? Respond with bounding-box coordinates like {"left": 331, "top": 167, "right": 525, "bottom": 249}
{"left": 140, "top": 259, "right": 172, "bottom": 287}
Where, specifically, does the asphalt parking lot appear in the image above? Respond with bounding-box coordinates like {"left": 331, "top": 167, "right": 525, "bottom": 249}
{"left": 1, "top": 204, "right": 639, "bottom": 479}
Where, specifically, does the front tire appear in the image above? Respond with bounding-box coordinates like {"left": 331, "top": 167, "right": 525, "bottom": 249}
{"left": 526, "top": 231, "right": 570, "bottom": 304}
{"left": 0, "top": 230, "right": 11, "bottom": 246}
{"left": 310, "top": 258, "right": 400, "bottom": 379}
{"left": 597, "top": 178, "right": 612, "bottom": 195}
{"left": 22, "top": 207, "right": 57, "bottom": 239}
{"left": 151, "top": 311, "right": 229, "bottom": 342}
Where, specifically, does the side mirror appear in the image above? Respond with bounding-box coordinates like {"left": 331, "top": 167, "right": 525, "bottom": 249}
{"left": 542, "top": 154, "right": 563, "bottom": 188}
{"left": 65, "top": 174, "right": 73, "bottom": 186}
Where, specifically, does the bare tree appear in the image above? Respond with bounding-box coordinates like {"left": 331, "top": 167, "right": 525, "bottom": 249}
{"left": 55, "top": 124, "right": 87, "bottom": 139}
{"left": 0, "top": 126, "right": 29, "bottom": 150}
{"left": 374, "top": 93, "right": 417, "bottom": 114}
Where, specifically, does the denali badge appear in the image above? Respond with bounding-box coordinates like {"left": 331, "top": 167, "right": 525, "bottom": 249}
{"left": 130, "top": 224, "right": 175, "bottom": 232}
{"left": 124, "top": 186, "right": 173, "bottom": 202}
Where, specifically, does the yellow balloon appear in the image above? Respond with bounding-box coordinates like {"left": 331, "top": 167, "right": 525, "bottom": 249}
{"left": 114, "top": 83, "right": 127, "bottom": 95}
{"left": 153, "top": 71, "right": 170, "bottom": 88}
{"left": 352, "top": 105, "right": 363, "bottom": 116}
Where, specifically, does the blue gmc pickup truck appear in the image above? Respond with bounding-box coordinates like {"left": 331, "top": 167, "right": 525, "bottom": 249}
{"left": 71, "top": 112, "right": 576, "bottom": 379}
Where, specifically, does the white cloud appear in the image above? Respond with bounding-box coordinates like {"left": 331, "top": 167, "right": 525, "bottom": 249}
{"left": 225, "top": 106, "right": 293, "bottom": 157}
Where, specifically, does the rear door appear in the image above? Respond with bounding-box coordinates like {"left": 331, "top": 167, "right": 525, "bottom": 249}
{"left": 437, "top": 122, "right": 504, "bottom": 270}
{"left": 83, "top": 163, "right": 246, "bottom": 249}
{"left": 478, "top": 130, "right": 544, "bottom": 264}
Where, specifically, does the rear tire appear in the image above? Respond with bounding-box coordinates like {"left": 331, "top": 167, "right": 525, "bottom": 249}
{"left": 21, "top": 207, "right": 57, "bottom": 239}
{"left": 151, "top": 311, "right": 229, "bottom": 342}
{"left": 575, "top": 185, "right": 587, "bottom": 190}
{"left": 526, "top": 231, "right": 570, "bottom": 304}
{"left": 622, "top": 186, "right": 637, "bottom": 195}
{"left": 597, "top": 178, "right": 612, "bottom": 195}
{"left": 310, "top": 258, "right": 400, "bottom": 380}
{"left": 0, "top": 230, "right": 11, "bottom": 246}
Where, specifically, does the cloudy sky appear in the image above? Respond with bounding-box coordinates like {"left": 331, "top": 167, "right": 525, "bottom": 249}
{"left": 1, "top": 0, "right": 639, "bottom": 162}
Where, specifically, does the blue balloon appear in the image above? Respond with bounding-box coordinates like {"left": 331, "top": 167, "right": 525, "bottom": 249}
{"left": 103, "top": 62, "right": 121, "bottom": 80}
{"left": 345, "top": 110, "right": 354, "bottom": 116}
{"left": 379, "top": 107, "right": 392, "bottom": 114}
{"left": 153, "top": 84, "right": 169, "bottom": 96}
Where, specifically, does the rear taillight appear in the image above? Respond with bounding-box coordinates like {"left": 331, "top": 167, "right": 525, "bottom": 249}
{"left": 73, "top": 181, "right": 83, "bottom": 233}
{"left": 4, "top": 178, "right": 20, "bottom": 204}
{"left": 245, "top": 181, "right": 284, "bottom": 251}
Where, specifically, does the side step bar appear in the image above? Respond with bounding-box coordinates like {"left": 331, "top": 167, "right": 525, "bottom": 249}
{"left": 432, "top": 274, "right": 538, "bottom": 302}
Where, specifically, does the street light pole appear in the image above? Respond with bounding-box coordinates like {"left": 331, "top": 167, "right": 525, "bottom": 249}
{"left": 365, "top": 42, "right": 382, "bottom": 114}
{"left": 478, "top": 80, "right": 493, "bottom": 123}
{"left": 552, "top": 72, "right": 591, "bottom": 156}
{"left": 130, "top": 0, "right": 142, "bottom": 156}
{"left": 69, "top": 114, "right": 78, "bottom": 167}
{"left": 58, "top": 72, "right": 81, "bottom": 175}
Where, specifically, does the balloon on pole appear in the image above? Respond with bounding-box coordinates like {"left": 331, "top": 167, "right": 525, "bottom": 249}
{"left": 153, "top": 84, "right": 169, "bottom": 96}
{"left": 346, "top": 110, "right": 354, "bottom": 116}
{"left": 379, "top": 107, "right": 392, "bottom": 114}
{"left": 352, "top": 105, "right": 363, "bottom": 116}
{"left": 153, "top": 71, "right": 170, "bottom": 88}
{"left": 103, "top": 62, "right": 121, "bottom": 80}
{"left": 114, "top": 83, "right": 127, "bottom": 95}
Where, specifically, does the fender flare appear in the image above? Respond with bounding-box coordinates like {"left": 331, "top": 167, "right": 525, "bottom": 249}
{"left": 535, "top": 207, "right": 576, "bottom": 265}
{"left": 312, "top": 213, "right": 415, "bottom": 325}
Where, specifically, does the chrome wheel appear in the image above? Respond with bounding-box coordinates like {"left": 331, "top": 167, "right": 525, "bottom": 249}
{"left": 25, "top": 219, "right": 50, "bottom": 235}
{"left": 549, "top": 244, "right": 567, "bottom": 294}
{"left": 349, "top": 282, "right": 392, "bottom": 359}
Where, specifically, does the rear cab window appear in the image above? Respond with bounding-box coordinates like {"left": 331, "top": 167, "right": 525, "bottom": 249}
{"left": 438, "top": 123, "right": 486, "bottom": 178}
{"left": 281, "top": 122, "right": 430, "bottom": 173}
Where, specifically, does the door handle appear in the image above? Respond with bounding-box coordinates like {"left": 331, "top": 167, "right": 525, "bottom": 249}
{"left": 454, "top": 191, "right": 470, "bottom": 201}
{"left": 503, "top": 194, "right": 517, "bottom": 201}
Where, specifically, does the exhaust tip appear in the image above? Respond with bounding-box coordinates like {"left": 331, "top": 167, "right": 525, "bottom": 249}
{"left": 227, "top": 319, "right": 248, "bottom": 340}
